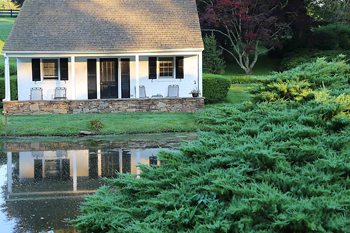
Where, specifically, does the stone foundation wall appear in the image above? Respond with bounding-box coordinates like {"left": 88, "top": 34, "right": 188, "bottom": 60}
{"left": 3, "top": 98, "right": 205, "bottom": 115}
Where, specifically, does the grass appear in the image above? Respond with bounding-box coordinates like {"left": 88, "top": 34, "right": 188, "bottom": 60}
{"left": 0, "top": 17, "right": 17, "bottom": 76}
{"left": 0, "top": 112, "right": 197, "bottom": 137}
{"left": 204, "top": 58, "right": 277, "bottom": 105}
{"left": 0, "top": 17, "right": 15, "bottom": 42}
{"left": 225, "top": 84, "right": 258, "bottom": 104}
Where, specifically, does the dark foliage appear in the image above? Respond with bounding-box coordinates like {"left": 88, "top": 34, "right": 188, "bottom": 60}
{"left": 200, "top": 0, "right": 291, "bottom": 74}
{"left": 312, "top": 23, "right": 350, "bottom": 50}
{"left": 11, "top": 0, "right": 24, "bottom": 7}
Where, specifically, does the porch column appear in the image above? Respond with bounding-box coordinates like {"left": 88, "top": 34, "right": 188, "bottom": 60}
{"left": 136, "top": 150, "right": 141, "bottom": 179}
{"left": 73, "top": 153, "right": 77, "bottom": 192}
{"left": 198, "top": 52, "right": 203, "bottom": 97}
{"left": 119, "top": 149, "right": 123, "bottom": 174}
{"left": 97, "top": 149, "right": 102, "bottom": 177}
{"left": 135, "top": 55, "right": 140, "bottom": 98}
{"left": 71, "top": 56, "right": 76, "bottom": 99}
{"left": 7, "top": 152, "right": 12, "bottom": 194}
{"left": 4, "top": 56, "right": 11, "bottom": 101}
{"left": 97, "top": 58, "right": 101, "bottom": 99}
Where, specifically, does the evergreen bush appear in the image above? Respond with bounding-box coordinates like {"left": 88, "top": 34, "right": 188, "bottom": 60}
{"left": 313, "top": 23, "right": 350, "bottom": 50}
{"left": 74, "top": 59, "right": 350, "bottom": 233}
{"left": 203, "top": 34, "right": 226, "bottom": 74}
{"left": 203, "top": 76, "right": 231, "bottom": 103}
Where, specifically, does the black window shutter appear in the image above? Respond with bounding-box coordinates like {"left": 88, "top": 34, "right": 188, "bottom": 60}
{"left": 176, "top": 56, "right": 184, "bottom": 79}
{"left": 32, "top": 59, "right": 41, "bottom": 81}
{"left": 60, "top": 58, "right": 69, "bottom": 81}
{"left": 87, "top": 59, "right": 97, "bottom": 99}
{"left": 149, "top": 57, "right": 157, "bottom": 79}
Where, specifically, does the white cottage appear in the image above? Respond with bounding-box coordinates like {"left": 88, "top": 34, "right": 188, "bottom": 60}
{"left": 2, "top": 0, "right": 204, "bottom": 115}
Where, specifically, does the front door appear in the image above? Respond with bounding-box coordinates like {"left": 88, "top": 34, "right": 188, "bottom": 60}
{"left": 100, "top": 58, "right": 118, "bottom": 99}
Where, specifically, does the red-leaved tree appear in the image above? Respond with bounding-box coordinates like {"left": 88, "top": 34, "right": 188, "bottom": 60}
{"left": 200, "top": 0, "right": 291, "bottom": 74}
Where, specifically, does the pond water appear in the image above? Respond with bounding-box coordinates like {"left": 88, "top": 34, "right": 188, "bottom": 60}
{"left": 0, "top": 133, "right": 194, "bottom": 233}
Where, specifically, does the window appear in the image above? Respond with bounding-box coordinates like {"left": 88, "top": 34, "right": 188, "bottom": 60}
{"left": 42, "top": 59, "right": 59, "bottom": 80}
{"left": 158, "top": 57, "right": 174, "bottom": 78}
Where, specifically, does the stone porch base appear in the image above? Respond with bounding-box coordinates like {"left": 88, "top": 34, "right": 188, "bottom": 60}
{"left": 3, "top": 98, "right": 205, "bottom": 115}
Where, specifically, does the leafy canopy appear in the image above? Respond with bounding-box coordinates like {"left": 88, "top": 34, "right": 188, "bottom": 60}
{"left": 200, "top": 0, "right": 291, "bottom": 74}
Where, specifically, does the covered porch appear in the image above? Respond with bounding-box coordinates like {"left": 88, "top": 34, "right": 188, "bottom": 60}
{"left": 2, "top": 51, "right": 204, "bottom": 115}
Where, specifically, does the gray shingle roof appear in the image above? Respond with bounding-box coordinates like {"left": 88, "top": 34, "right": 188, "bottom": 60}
{"left": 4, "top": 0, "right": 203, "bottom": 53}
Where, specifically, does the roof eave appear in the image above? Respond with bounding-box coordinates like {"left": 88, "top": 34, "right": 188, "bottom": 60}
{"left": 3, "top": 48, "right": 205, "bottom": 57}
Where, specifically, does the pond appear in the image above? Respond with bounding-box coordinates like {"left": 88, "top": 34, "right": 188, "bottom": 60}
{"left": 0, "top": 133, "right": 195, "bottom": 233}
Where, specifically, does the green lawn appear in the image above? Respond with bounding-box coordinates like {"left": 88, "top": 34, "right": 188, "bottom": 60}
{"left": 0, "top": 17, "right": 15, "bottom": 56}
{"left": 0, "top": 17, "right": 15, "bottom": 42}
{"left": 0, "top": 17, "right": 17, "bottom": 76}
{"left": 225, "top": 84, "right": 258, "bottom": 104}
{"left": 0, "top": 112, "right": 197, "bottom": 136}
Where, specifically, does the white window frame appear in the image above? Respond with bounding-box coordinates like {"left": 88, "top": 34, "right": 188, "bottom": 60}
{"left": 41, "top": 58, "right": 61, "bottom": 80}
{"left": 157, "top": 57, "right": 176, "bottom": 79}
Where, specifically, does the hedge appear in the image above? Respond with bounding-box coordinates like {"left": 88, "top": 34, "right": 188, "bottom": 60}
{"left": 203, "top": 76, "right": 231, "bottom": 103}
{"left": 312, "top": 23, "right": 350, "bottom": 50}
{"left": 0, "top": 59, "right": 17, "bottom": 77}
{"left": 0, "top": 78, "right": 17, "bottom": 108}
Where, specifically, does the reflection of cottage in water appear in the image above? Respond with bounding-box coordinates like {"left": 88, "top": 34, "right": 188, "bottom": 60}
{"left": 1, "top": 135, "right": 190, "bottom": 233}
{"left": 6, "top": 148, "right": 162, "bottom": 199}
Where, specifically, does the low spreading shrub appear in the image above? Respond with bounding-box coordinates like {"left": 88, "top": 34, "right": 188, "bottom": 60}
{"left": 74, "top": 59, "right": 350, "bottom": 232}
{"left": 280, "top": 50, "right": 350, "bottom": 70}
{"left": 203, "top": 76, "right": 231, "bottom": 103}
{"left": 256, "top": 58, "right": 350, "bottom": 103}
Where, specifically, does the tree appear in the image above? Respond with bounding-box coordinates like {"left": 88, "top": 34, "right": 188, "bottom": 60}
{"left": 203, "top": 34, "right": 226, "bottom": 74}
{"left": 307, "top": 0, "right": 350, "bottom": 23}
{"left": 200, "top": 0, "right": 291, "bottom": 74}
{"left": 0, "top": 0, "right": 18, "bottom": 9}
{"left": 11, "top": 0, "right": 23, "bottom": 7}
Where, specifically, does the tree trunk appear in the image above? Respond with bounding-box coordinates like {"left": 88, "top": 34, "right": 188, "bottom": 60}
{"left": 244, "top": 67, "right": 252, "bottom": 75}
